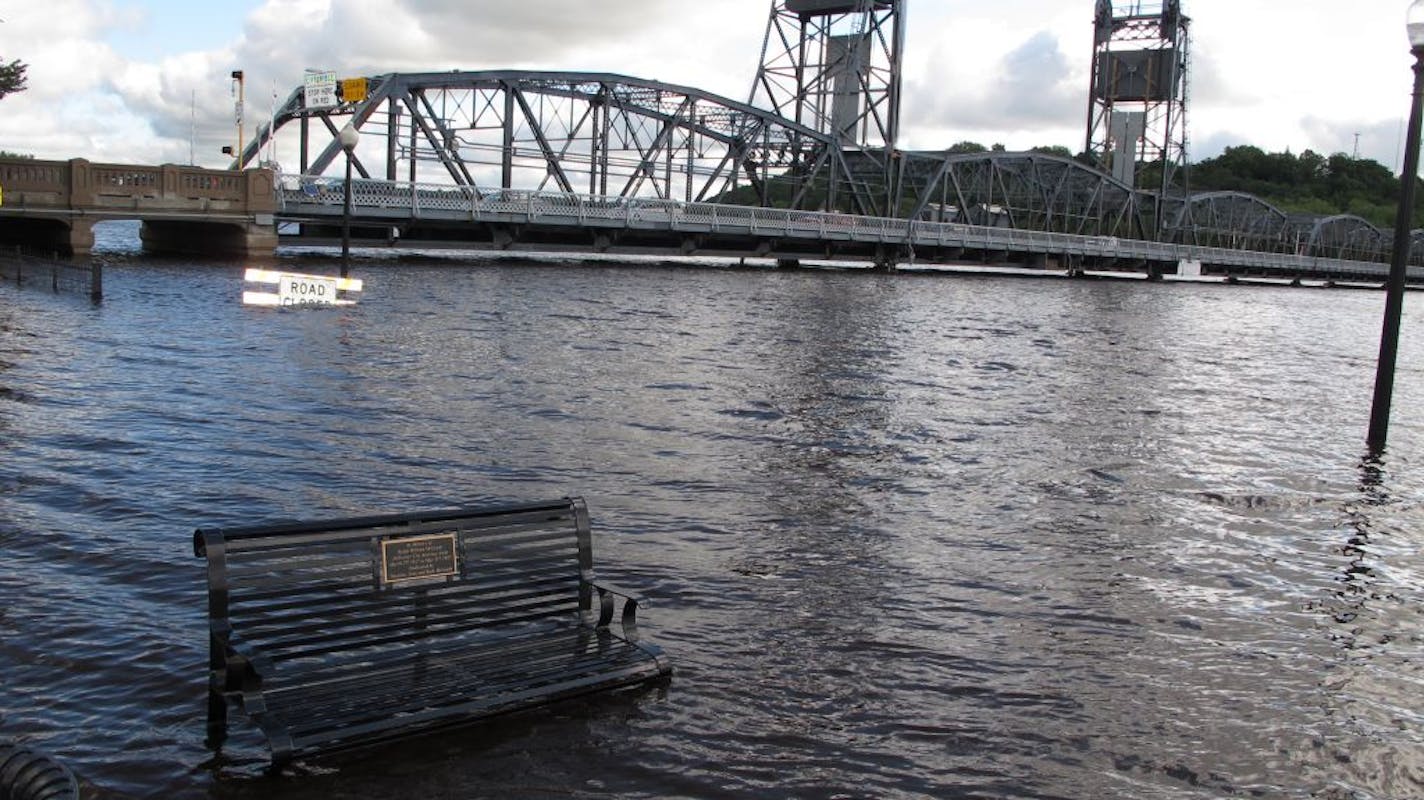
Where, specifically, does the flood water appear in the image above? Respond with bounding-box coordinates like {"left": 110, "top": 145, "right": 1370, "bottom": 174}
{"left": 2, "top": 225, "right": 1423, "bottom": 798}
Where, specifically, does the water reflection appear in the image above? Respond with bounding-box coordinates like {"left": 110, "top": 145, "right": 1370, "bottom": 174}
{"left": 1309, "top": 454, "right": 1424, "bottom": 798}
{"left": 1338, "top": 455, "right": 1387, "bottom": 630}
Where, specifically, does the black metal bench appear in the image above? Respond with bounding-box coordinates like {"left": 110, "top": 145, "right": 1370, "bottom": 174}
{"left": 195, "top": 497, "right": 671, "bottom": 765}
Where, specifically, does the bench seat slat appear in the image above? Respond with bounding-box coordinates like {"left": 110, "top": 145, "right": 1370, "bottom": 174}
{"left": 271, "top": 625, "right": 639, "bottom": 707}
{"left": 231, "top": 579, "right": 580, "bottom": 633}
{"left": 232, "top": 594, "right": 578, "bottom": 648}
{"left": 228, "top": 570, "right": 582, "bottom": 631}
{"left": 224, "top": 543, "right": 580, "bottom": 599}
{"left": 259, "top": 618, "right": 572, "bottom": 677}
{"left": 227, "top": 564, "right": 580, "bottom": 616}
{"left": 244, "top": 596, "right": 582, "bottom": 662}
{"left": 260, "top": 607, "right": 592, "bottom": 665}
{"left": 287, "top": 660, "right": 660, "bottom": 755}
{"left": 279, "top": 638, "right": 656, "bottom": 740}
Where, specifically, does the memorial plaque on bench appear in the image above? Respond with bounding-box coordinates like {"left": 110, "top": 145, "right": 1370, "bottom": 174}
{"left": 376, "top": 532, "right": 459, "bottom": 588}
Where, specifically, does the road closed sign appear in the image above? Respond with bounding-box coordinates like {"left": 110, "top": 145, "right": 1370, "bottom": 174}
{"left": 242, "top": 269, "right": 363, "bottom": 307}
{"left": 280, "top": 274, "right": 336, "bottom": 305}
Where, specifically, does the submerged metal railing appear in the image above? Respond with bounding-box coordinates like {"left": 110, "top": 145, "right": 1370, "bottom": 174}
{"left": 275, "top": 175, "right": 1410, "bottom": 281}
{"left": 0, "top": 247, "right": 102, "bottom": 301}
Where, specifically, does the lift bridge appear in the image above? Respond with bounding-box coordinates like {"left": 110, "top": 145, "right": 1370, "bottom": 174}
{"left": 223, "top": 0, "right": 1417, "bottom": 281}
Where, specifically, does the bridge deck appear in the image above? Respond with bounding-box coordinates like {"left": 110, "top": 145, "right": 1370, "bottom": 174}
{"left": 276, "top": 176, "right": 1411, "bottom": 283}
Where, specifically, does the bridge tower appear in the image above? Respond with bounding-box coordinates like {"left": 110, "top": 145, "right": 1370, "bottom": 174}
{"left": 750, "top": 0, "right": 905, "bottom": 149}
{"left": 749, "top": 0, "right": 905, "bottom": 214}
{"left": 1084, "top": 0, "right": 1190, "bottom": 211}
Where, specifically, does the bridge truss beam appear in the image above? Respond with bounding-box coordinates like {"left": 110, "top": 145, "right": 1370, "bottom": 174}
{"left": 1296, "top": 214, "right": 1389, "bottom": 263}
{"left": 1161, "top": 191, "right": 1290, "bottom": 253}
{"left": 894, "top": 152, "right": 1149, "bottom": 240}
{"left": 240, "top": 70, "right": 898, "bottom": 216}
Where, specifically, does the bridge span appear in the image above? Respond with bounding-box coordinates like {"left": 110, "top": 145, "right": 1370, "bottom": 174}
{"left": 277, "top": 175, "right": 1418, "bottom": 284}
{"left": 0, "top": 158, "right": 276, "bottom": 257}
{"left": 0, "top": 155, "right": 1418, "bottom": 285}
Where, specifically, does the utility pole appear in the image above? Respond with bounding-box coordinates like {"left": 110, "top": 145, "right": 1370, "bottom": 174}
{"left": 231, "top": 70, "right": 245, "bottom": 166}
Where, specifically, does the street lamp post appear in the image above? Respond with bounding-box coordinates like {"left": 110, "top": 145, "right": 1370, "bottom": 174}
{"left": 338, "top": 123, "right": 360, "bottom": 279}
{"left": 1367, "top": 1, "right": 1424, "bottom": 452}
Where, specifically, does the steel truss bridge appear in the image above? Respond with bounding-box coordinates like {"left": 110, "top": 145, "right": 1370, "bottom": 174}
{"left": 239, "top": 69, "right": 1422, "bottom": 278}
{"left": 245, "top": 71, "right": 893, "bottom": 217}
{"left": 275, "top": 177, "right": 1404, "bottom": 283}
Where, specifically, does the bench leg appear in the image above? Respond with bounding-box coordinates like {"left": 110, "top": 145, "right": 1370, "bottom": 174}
{"left": 205, "top": 681, "right": 228, "bottom": 751}
{"left": 206, "top": 636, "right": 228, "bottom": 751}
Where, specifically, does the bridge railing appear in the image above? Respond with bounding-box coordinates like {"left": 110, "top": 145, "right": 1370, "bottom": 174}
{"left": 275, "top": 174, "right": 1404, "bottom": 279}
{"left": 0, "top": 157, "right": 275, "bottom": 214}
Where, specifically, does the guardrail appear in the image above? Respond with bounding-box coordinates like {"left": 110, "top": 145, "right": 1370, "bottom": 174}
{"left": 276, "top": 175, "right": 1406, "bottom": 280}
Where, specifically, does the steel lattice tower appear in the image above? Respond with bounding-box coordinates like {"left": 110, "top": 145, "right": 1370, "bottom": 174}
{"left": 750, "top": 0, "right": 905, "bottom": 151}
{"left": 1084, "top": 0, "right": 1190, "bottom": 213}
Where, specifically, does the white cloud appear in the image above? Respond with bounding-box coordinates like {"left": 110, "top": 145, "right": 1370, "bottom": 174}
{"left": 903, "top": 29, "right": 1083, "bottom": 151}
{"left": 0, "top": 0, "right": 1417, "bottom": 174}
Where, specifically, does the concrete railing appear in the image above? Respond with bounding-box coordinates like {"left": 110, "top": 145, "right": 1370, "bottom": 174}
{"left": 0, "top": 157, "right": 275, "bottom": 215}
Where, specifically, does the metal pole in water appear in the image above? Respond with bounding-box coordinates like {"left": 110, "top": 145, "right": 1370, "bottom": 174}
{"left": 341, "top": 153, "right": 352, "bottom": 278}
{"left": 1368, "top": 14, "right": 1424, "bottom": 452}
{"left": 338, "top": 123, "right": 360, "bottom": 279}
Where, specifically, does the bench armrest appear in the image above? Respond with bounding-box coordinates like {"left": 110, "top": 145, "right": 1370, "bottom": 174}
{"left": 586, "top": 579, "right": 645, "bottom": 641}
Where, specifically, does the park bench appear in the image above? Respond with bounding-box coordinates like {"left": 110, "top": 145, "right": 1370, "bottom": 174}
{"left": 194, "top": 497, "right": 671, "bottom": 765}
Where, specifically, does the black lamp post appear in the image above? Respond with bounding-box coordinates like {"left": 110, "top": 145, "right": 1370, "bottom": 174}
{"left": 338, "top": 122, "right": 359, "bottom": 279}
{"left": 1367, "top": 2, "right": 1424, "bottom": 452}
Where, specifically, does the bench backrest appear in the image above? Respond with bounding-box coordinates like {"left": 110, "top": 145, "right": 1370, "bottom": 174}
{"left": 194, "top": 498, "right": 596, "bottom": 669}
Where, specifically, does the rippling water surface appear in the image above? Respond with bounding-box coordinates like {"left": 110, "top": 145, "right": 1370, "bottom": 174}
{"left": 3, "top": 227, "right": 1424, "bottom": 798}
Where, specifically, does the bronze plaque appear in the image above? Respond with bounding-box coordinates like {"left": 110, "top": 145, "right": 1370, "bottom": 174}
{"left": 379, "top": 533, "right": 459, "bottom": 586}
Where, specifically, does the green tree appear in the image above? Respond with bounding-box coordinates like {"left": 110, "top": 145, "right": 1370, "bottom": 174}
{"left": 1189, "top": 146, "right": 1421, "bottom": 229}
{"left": 946, "top": 140, "right": 987, "bottom": 155}
{"left": 0, "top": 59, "right": 27, "bottom": 100}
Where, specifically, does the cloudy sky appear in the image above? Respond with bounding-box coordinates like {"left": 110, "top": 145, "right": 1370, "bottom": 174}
{"left": 0, "top": 0, "right": 1415, "bottom": 172}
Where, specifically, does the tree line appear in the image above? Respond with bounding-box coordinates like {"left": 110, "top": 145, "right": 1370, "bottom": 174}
{"left": 946, "top": 139, "right": 1416, "bottom": 231}
{"left": 1187, "top": 145, "right": 1414, "bottom": 230}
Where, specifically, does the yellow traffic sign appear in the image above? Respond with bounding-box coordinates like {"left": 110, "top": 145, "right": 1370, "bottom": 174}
{"left": 340, "top": 78, "right": 368, "bottom": 103}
